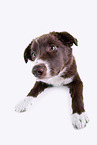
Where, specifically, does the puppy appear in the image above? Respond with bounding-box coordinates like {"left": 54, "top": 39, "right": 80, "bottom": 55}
{"left": 15, "top": 31, "right": 89, "bottom": 129}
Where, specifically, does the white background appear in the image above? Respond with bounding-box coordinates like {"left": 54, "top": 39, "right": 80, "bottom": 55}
{"left": 0, "top": 0, "right": 97, "bottom": 144}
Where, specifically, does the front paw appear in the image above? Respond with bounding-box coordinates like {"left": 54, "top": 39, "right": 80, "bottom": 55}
{"left": 15, "top": 97, "right": 33, "bottom": 113}
{"left": 71, "top": 112, "right": 89, "bottom": 129}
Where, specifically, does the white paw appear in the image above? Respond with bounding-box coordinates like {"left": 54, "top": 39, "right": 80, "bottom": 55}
{"left": 71, "top": 112, "right": 89, "bottom": 129}
{"left": 15, "top": 97, "right": 33, "bottom": 113}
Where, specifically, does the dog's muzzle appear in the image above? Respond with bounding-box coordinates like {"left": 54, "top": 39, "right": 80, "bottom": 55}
{"left": 32, "top": 64, "right": 47, "bottom": 79}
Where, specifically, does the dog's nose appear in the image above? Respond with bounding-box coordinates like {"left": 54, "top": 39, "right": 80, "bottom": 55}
{"left": 32, "top": 65, "right": 46, "bottom": 78}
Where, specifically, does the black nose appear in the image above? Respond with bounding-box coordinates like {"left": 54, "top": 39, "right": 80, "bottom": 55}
{"left": 32, "top": 65, "right": 46, "bottom": 78}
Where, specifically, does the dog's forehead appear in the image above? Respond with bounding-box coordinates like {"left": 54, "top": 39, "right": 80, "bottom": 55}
{"left": 31, "top": 33, "right": 66, "bottom": 60}
{"left": 37, "top": 34, "right": 57, "bottom": 45}
{"left": 31, "top": 34, "right": 48, "bottom": 50}
{"left": 31, "top": 34, "right": 57, "bottom": 54}
{"left": 34, "top": 33, "right": 64, "bottom": 50}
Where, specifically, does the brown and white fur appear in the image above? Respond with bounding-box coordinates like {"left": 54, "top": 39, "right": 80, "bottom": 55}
{"left": 15, "top": 31, "right": 89, "bottom": 129}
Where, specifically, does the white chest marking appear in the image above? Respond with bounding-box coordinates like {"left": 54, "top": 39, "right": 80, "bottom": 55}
{"left": 37, "top": 76, "right": 73, "bottom": 86}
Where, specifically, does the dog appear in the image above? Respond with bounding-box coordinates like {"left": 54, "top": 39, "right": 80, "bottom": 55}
{"left": 15, "top": 31, "right": 89, "bottom": 129}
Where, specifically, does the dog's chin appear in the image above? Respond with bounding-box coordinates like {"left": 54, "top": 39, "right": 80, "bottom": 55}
{"left": 36, "top": 75, "right": 45, "bottom": 79}
{"left": 34, "top": 73, "right": 51, "bottom": 80}
{"left": 35, "top": 73, "right": 58, "bottom": 81}
{"left": 33, "top": 73, "right": 48, "bottom": 80}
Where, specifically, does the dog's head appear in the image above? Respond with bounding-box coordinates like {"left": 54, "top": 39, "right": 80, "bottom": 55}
{"left": 24, "top": 32, "right": 78, "bottom": 79}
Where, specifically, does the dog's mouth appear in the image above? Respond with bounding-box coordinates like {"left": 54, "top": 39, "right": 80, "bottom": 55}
{"left": 32, "top": 64, "right": 47, "bottom": 79}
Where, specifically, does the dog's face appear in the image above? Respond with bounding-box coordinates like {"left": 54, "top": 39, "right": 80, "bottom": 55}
{"left": 24, "top": 32, "right": 78, "bottom": 79}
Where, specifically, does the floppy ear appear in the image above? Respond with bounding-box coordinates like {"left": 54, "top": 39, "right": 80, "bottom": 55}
{"left": 24, "top": 42, "right": 33, "bottom": 63}
{"left": 51, "top": 31, "right": 78, "bottom": 47}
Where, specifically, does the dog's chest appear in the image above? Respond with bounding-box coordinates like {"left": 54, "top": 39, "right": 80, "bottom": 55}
{"left": 37, "top": 76, "right": 73, "bottom": 87}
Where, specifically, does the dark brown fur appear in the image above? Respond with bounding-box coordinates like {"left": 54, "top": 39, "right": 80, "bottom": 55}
{"left": 24, "top": 31, "right": 85, "bottom": 115}
{"left": 27, "top": 81, "right": 53, "bottom": 97}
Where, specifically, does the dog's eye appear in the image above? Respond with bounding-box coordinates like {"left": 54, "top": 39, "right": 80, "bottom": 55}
{"left": 32, "top": 52, "right": 35, "bottom": 57}
{"left": 31, "top": 52, "right": 36, "bottom": 60}
{"left": 50, "top": 46, "right": 55, "bottom": 50}
{"left": 47, "top": 45, "right": 57, "bottom": 52}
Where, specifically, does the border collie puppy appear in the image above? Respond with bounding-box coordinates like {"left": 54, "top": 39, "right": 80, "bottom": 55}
{"left": 15, "top": 31, "right": 89, "bottom": 129}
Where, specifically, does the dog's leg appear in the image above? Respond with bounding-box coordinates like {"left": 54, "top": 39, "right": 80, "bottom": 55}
{"left": 15, "top": 81, "right": 52, "bottom": 113}
{"left": 68, "top": 75, "right": 89, "bottom": 129}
